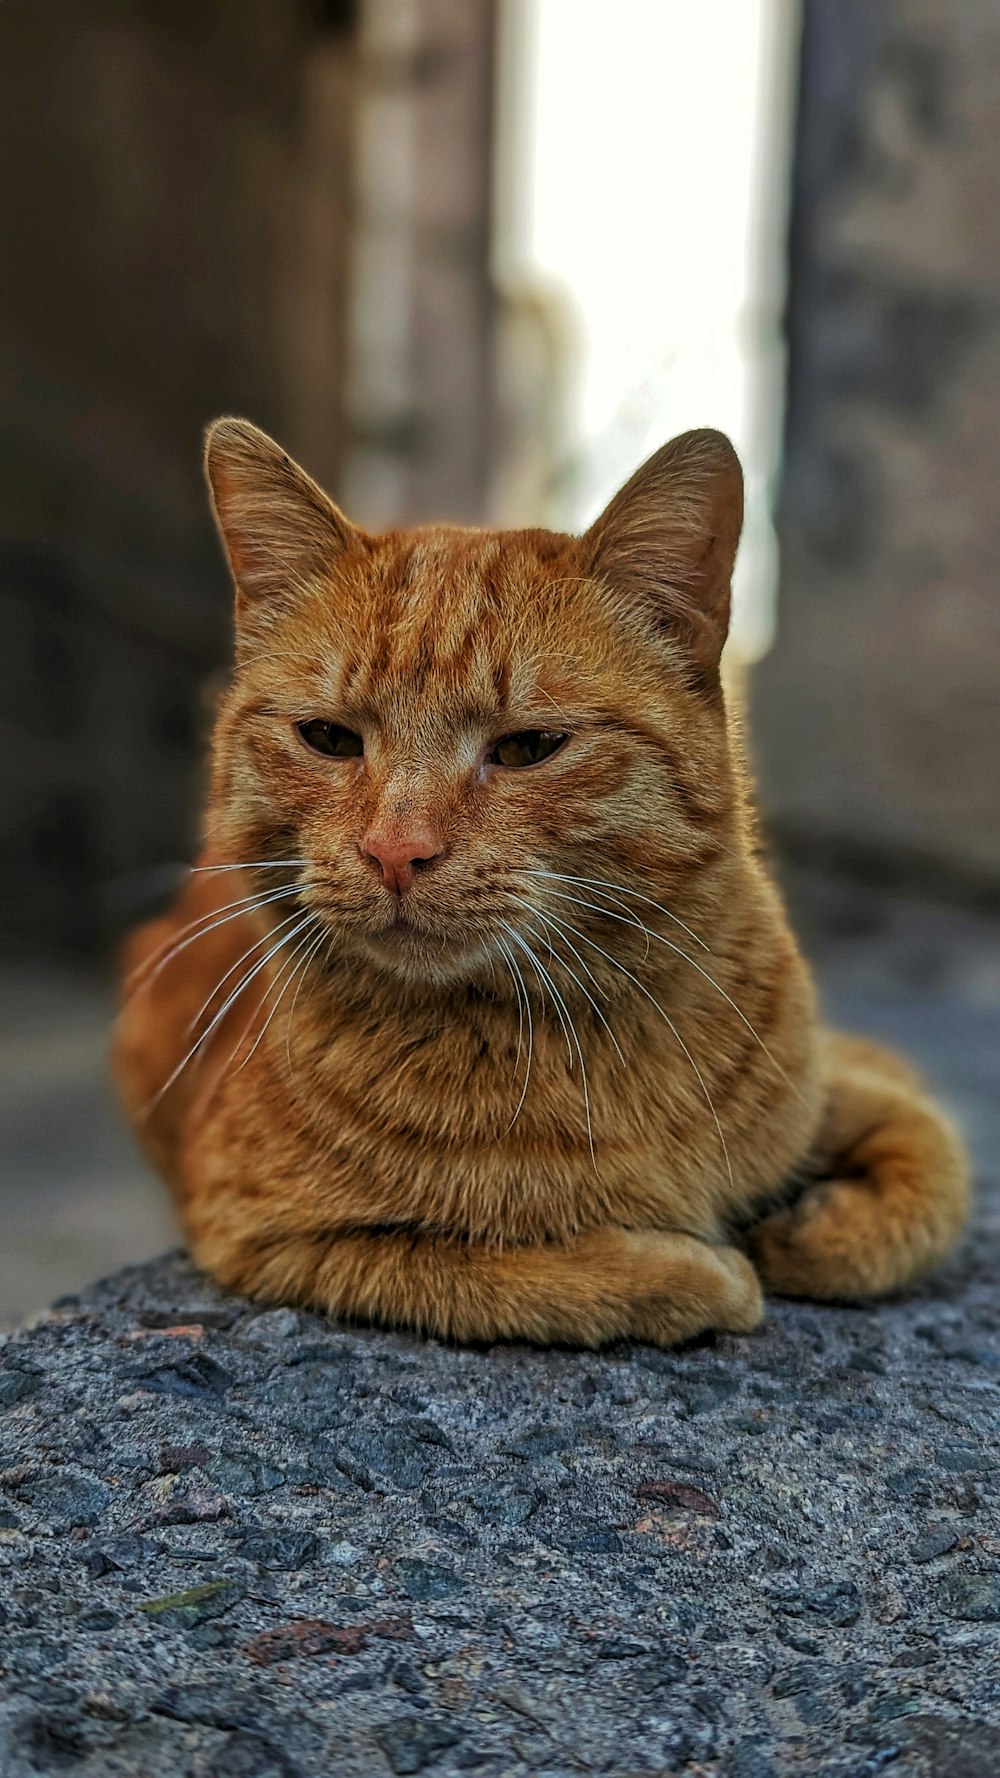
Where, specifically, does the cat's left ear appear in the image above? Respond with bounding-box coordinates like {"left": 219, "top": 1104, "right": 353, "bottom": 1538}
{"left": 204, "top": 418, "right": 363, "bottom": 617}
{"left": 585, "top": 429, "right": 743, "bottom": 683}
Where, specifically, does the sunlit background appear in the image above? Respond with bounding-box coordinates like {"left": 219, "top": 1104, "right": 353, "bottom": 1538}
{"left": 493, "top": 0, "right": 798, "bottom": 660}
{"left": 2, "top": 0, "right": 999, "bottom": 1323}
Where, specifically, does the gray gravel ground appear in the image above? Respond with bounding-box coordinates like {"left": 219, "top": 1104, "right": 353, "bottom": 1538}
{"left": 1, "top": 885, "right": 998, "bottom": 1777}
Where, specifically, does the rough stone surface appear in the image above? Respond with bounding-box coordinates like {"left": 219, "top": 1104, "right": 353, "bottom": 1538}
{"left": 2, "top": 887, "right": 999, "bottom": 1776}
{"left": 0, "top": 1235, "right": 997, "bottom": 1776}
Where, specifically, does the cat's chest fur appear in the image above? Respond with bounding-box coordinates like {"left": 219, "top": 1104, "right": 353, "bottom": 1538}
{"left": 184, "top": 962, "right": 821, "bottom": 1251}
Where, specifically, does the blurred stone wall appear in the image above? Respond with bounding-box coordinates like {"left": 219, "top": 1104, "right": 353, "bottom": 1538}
{"left": 341, "top": 0, "right": 497, "bottom": 528}
{"left": 0, "top": 0, "right": 500, "bottom": 956}
{"left": 0, "top": 0, "right": 358, "bottom": 951}
{"left": 755, "top": 0, "right": 1000, "bottom": 898}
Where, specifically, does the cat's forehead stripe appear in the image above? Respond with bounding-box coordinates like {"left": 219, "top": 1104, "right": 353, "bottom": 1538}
{"left": 339, "top": 530, "right": 559, "bottom": 714}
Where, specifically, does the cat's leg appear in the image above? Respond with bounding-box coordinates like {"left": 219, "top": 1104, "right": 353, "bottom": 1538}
{"left": 199, "top": 1223, "right": 763, "bottom": 1348}
{"left": 748, "top": 1032, "right": 969, "bottom": 1300}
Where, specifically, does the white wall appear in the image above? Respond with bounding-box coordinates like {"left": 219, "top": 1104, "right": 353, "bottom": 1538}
{"left": 494, "top": 0, "right": 800, "bottom": 660}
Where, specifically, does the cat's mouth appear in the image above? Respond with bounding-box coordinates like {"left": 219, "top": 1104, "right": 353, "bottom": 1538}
{"left": 379, "top": 910, "right": 453, "bottom": 953}
{"left": 368, "top": 904, "right": 447, "bottom": 950}
{"left": 358, "top": 903, "right": 493, "bottom": 981}
{"left": 382, "top": 923, "right": 425, "bottom": 952}
{"left": 304, "top": 884, "right": 489, "bottom": 978}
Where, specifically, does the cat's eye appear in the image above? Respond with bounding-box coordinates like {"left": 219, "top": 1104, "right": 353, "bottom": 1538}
{"left": 488, "top": 729, "right": 568, "bottom": 770}
{"left": 296, "top": 719, "right": 364, "bottom": 759}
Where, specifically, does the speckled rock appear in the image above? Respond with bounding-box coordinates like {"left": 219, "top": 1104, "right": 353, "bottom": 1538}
{"left": 0, "top": 1205, "right": 998, "bottom": 1778}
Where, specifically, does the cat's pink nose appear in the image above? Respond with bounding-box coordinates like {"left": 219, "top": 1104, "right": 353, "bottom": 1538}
{"left": 360, "top": 829, "right": 445, "bottom": 897}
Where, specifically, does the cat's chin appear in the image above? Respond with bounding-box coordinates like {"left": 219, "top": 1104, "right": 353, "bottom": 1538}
{"left": 357, "top": 923, "right": 494, "bottom": 989}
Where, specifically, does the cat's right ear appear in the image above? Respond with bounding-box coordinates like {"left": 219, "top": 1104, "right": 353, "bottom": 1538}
{"left": 204, "top": 418, "right": 362, "bottom": 615}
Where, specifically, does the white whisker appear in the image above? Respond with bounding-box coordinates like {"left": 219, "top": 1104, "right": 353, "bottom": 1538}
{"left": 233, "top": 918, "right": 324, "bottom": 1076}
{"left": 493, "top": 934, "right": 524, "bottom": 1083}
{"left": 527, "top": 902, "right": 732, "bottom": 1189}
{"left": 140, "top": 912, "right": 315, "bottom": 1117}
{"left": 503, "top": 924, "right": 597, "bottom": 1172}
{"left": 527, "top": 882, "right": 800, "bottom": 1101}
{"left": 284, "top": 923, "right": 332, "bottom": 1076}
{"left": 515, "top": 902, "right": 627, "bottom": 1071}
{"left": 126, "top": 883, "right": 302, "bottom": 997}
{"left": 185, "top": 905, "right": 307, "bottom": 1035}
{"left": 521, "top": 868, "right": 709, "bottom": 951}
{"left": 197, "top": 921, "right": 318, "bottom": 1106}
{"left": 190, "top": 859, "right": 308, "bottom": 875}
{"left": 493, "top": 934, "right": 534, "bottom": 1135}
{"left": 501, "top": 922, "right": 572, "bottom": 1069}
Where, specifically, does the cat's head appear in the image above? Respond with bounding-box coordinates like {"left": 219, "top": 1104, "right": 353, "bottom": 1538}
{"left": 204, "top": 420, "right": 744, "bottom": 986}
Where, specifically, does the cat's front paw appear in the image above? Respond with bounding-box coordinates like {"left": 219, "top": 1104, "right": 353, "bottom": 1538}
{"left": 707, "top": 1244, "right": 766, "bottom": 1333}
{"left": 623, "top": 1232, "right": 764, "bottom": 1347}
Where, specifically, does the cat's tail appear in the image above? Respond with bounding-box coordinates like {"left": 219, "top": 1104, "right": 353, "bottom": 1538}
{"left": 747, "top": 1031, "right": 969, "bottom": 1300}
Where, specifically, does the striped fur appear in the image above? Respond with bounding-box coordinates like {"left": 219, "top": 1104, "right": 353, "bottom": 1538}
{"left": 112, "top": 422, "right": 969, "bottom": 1346}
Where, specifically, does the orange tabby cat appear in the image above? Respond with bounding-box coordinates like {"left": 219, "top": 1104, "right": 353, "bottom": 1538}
{"left": 113, "top": 420, "right": 969, "bottom": 1346}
